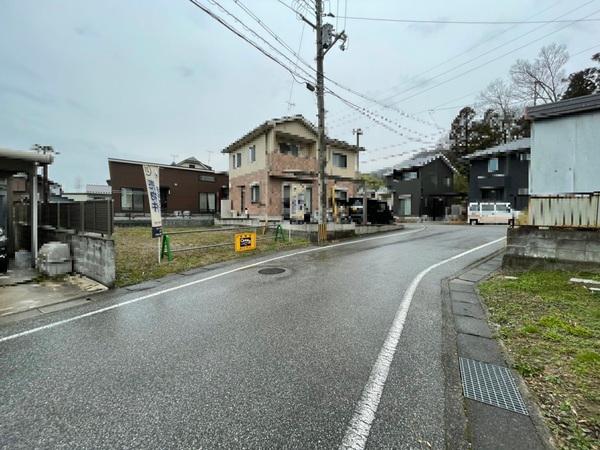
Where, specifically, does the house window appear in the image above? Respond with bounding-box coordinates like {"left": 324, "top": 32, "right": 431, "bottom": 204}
{"left": 199, "top": 175, "right": 215, "bottom": 182}
{"left": 335, "top": 189, "right": 347, "bottom": 201}
{"left": 121, "top": 188, "right": 144, "bottom": 212}
{"left": 519, "top": 153, "right": 530, "bottom": 161}
{"left": 401, "top": 171, "right": 417, "bottom": 181}
{"left": 488, "top": 158, "right": 499, "bottom": 172}
{"left": 444, "top": 177, "right": 452, "bottom": 188}
{"left": 233, "top": 153, "right": 242, "bottom": 168}
{"left": 279, "top": 142, "right": 299, "bottom": 156}
{"left": 251, "top": 184, "right": 260, "bottom": 203}
{"left": 249, "top": 145, "right": 256, "bottom": 163}
{"left": 333, "top": 152, "right": 347, "bottom": 168}
{"left": 398, "top": 195, "right": 411, "bottom": 216}
{"left": 430, "top": 175, "right": 438, "bottom": 187}
{"left": 199, "top": 192, "right": 216, "bottom": 212}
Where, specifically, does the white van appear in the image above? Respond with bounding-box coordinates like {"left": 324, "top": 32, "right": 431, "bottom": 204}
{"left": 468, "top": 202, "right": 516, "bottom": 225}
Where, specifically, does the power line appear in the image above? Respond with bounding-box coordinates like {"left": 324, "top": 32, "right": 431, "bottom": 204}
{"left": 187, "top": 0, "right": 433, "bottom": 142}
{"left": 387, "top": 5, "right": 600, "bottom": 106}
{"left": 326, "top": 0, "right": 565, "bottom": 122}
{"left": 329, "top": 1, "right": 597, "bottom": 127}
{"left": 186, "top": 0, "right": 313, "bottom": 85}
{"left": 337, "top": 15, "right": 600, "bottom": 25}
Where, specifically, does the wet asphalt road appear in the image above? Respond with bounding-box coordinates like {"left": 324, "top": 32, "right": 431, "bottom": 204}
{"left": 0, "top": 224, "right": 507, "bottom": 449}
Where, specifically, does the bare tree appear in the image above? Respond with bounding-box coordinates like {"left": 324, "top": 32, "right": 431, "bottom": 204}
{"left": 477, "top": 78, "right": 519, "bottom": 117}
{"left": 477, "top": 79, "right": 522, "bottom": 143}
{"left": 510, "top": 43, "right": 569, "bottom": 105}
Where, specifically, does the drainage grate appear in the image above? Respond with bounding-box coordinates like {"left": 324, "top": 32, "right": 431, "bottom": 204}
{"left": 258, "top": 267, "right": 286, "bottom": 275}
{"left": 459, "top": 357, "right": 529, "bottom": 415}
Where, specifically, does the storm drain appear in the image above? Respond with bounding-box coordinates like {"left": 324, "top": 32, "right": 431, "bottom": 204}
{"left": 459, "top": 357, "right": 529, "bottom": 415}
{"left": 258, "top": 267, "right": 286, "bottom": 275}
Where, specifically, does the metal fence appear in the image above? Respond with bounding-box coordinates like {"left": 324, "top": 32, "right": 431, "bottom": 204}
{"left": 528, "top": 193, "right": 600, "bottom": 228}
{"left": 15, "top": 200, "right": 114, "bottom": 236}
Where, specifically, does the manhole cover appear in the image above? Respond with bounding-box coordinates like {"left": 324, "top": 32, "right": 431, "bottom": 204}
{"left": 258, "top": 267, "right": 286, "bottom": 275}
{"left": 459, "top": 357, "right": 528, "bottom": 415}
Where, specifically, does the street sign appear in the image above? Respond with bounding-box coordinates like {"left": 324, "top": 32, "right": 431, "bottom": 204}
{"left": 234, "top": 232, "right": 256, "bottom": 252}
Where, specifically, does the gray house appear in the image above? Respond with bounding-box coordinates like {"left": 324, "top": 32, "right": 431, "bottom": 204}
{"left": 464, "top": 138, "right": 531, "bottom": 211}
{"left": 386, "top": 153, "right": 458, "bottom": 219}
{"left": 527, "top": 93, "right": 600, "bottom": 195}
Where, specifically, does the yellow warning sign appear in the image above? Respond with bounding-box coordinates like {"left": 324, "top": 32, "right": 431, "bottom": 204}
{"left": 234, "top": 232, "right": 256, "bottom": 252}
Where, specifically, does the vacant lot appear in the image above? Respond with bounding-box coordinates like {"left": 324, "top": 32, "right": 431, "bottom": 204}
{"left": 480, "top": 271, "right": 600, "bottom": 450}
{"left": 114, "top": 226, "right": 309, "bottom": 287}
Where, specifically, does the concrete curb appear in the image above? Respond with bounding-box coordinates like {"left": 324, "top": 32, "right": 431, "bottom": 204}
{"left": 444, "top": 251, "right": 555, "bottom": 450}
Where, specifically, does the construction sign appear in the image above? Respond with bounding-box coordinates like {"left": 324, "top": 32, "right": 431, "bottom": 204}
{"left": 234, "top": 232, "right": 256, "bottom": 252}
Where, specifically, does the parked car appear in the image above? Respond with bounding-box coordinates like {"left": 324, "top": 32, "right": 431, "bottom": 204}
{"left": 0, "top": 226, "right": 8, "bottom": 273}
{"left": 468, "top": 202, "right": 517, "bottom": 225}
{"left": 347, "top": 197, "right": 394, "bottom": 225}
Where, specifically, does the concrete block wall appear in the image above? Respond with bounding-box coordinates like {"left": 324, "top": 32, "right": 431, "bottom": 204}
{"left": 504, "top": 226, "right": 600, "bottom": 270}
{"left": 70, "top": 234, "right": 116, "bottom": 287}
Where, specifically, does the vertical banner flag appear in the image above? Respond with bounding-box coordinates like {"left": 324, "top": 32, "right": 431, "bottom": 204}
{"left": 142, "top": 165, "right": 162, "bottom": 238}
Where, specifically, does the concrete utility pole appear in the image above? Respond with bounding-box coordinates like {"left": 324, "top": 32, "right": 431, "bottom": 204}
{"left": 354, "top": 128, "right": 367, "bottom": 225}
{"left": 314, "top": 0, "right": 347, "bottom": 242}
{"left": 315, "top": 0, "right": 327, "bottom": 242}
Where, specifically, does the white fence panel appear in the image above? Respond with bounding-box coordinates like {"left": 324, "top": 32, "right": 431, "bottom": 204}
{"left": 529, "top": 194, "right": 600, "bottom": 228}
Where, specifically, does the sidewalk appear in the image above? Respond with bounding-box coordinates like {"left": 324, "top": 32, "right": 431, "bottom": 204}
{"left": 0, "top": 272, "right": 107, "bottom": 324}
{"left": 445, "top": 253, "right": 553, "bottom": 450}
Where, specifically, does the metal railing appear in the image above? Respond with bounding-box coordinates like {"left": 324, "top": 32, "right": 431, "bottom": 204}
{"left": 528, "top": 193, "right": 600, "bottom": 228}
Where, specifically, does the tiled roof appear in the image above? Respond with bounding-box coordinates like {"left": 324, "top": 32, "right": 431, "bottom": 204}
{"left": 464, "top": 138, "right": 530, "bottom": 160}
{"left": 391, "top": 152, "right": 458, "bottom": 173}
{"left": 221, "top": 115, "right": 364, "bottom": 153}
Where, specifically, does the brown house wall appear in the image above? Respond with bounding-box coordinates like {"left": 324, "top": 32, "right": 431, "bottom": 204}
{"left": 108, "top": 161, "right": 228, "bottom": 214}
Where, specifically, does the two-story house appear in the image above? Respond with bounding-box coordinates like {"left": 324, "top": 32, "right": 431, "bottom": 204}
{"left": 465, "top": 138, "right": 531, "bottom": 211}
{"left": 386, "top": 153, "right": 458, "bottom": 219}
{"left": 222, "top": 115, "right": 363, "bottom": 220}
{"left": 108, "top": 157, "right": 228, "bottom": 216}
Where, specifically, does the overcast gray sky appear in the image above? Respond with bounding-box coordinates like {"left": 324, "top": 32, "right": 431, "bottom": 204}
{"left": 1, "top": 0, "right": 598, "bottom": 190}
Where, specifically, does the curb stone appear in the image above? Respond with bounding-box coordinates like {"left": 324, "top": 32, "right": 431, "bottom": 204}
{"left": 444, "top": 250, "right": 555, "bottom": 450}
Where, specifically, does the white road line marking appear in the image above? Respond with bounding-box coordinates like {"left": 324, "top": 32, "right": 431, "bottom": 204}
{"left": 0, "top": 227, "right": 428, "bottom": 344}
{"left": 339, "top": 236, "right": 506, "bottom": 450}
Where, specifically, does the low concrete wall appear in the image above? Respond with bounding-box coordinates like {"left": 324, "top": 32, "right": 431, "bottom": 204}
{"left": 504, "top": 226, "right": 600, "bottom": 271}
{"left": 40, "top": 228, "right": 116, "bottom": 287}
{"left": 71, "top": 234, "right": 116, "bottom": 287}
{"left": 115, "top": 215, "right": 214, "bottom": 228}
{"left": 355, "top": 224, "right": 404, "bottom": 235}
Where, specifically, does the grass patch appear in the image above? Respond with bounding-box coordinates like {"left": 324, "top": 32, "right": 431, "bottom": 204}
{"left": 479, "top": 271, "right": 600, "bottom": 449}
{"left": 114, "top": 226, "right": 309, "bottom": 287}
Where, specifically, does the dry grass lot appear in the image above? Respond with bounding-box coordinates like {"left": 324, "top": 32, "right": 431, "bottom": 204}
{"left": 114, "top": 226, "right": 309, "bottom": 287}
{"left": 480, "top": 272, "right": 600, "bottom": 450}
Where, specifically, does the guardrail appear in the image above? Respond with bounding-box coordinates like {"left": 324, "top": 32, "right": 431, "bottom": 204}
{"left": 528, "top": 193, "right": 600, "bottom": 228}
{"left": 160, "top": 225, "right": 286, "bottom": 261}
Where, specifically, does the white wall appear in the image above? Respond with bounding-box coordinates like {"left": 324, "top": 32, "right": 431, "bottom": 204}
{"left": 530, "top": 111, "right": 600, "bottom": 195}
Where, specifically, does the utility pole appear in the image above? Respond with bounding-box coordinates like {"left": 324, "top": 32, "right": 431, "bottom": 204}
{"left": 315, "top": 0, "right": 327, "bottom": 242}
{"left": 314, "top": 0, "right": 347, "bottom": 242}
{"left": 354, "top": 128, "right": 367, "bottom": 225}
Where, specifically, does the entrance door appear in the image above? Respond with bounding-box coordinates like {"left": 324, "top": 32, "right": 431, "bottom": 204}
{"left": 159, "top": 187, "right": 169, "bottom": 213}
{"left": 240, "top": 187, "right": 245, "bottom": 212}
{"left": 282, "top": 185, "right": 290, "bottom": 219}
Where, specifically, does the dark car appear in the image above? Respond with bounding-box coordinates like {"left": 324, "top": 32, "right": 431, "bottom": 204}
{"left": 347, "top": 197, "right": 394, "bottom": 225}
{"left": 0, "top": 226, "right": 7, "bottom": 273}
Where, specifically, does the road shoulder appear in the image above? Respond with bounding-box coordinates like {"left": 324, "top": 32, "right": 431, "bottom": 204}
{"left": 443, "top": 252, "right": 554, "bottom": 450}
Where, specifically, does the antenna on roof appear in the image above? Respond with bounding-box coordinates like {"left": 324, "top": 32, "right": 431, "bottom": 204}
{"left": 207, "top": 151, "right": 214, "bottom": 165}
{"left": 170, "top": 153, "right": 179, "bottom": 165}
